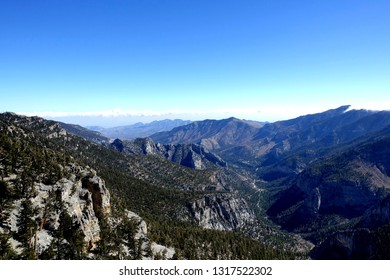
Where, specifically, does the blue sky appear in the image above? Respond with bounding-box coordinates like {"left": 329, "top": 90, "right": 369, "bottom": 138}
{"left": 1, "top": 0, "right": 389, "bottom": 126}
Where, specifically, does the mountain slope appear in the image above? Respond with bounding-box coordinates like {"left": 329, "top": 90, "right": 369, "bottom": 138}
{"left": 267, "top": 127, "right": 390, "bottom": 258}
{"left": 151, "top": 117, "right": 264, "bottom": 150}
{"left": 269, "top": 126, "right": 390, "bottom": 227}
{"left": 247, "top": 106, "right": 389, "bottom": 180}
{"left": 59, "top": 122, "right": 109, "bottom": 143}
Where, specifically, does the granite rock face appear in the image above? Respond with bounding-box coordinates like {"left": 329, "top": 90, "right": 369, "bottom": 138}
{"left": 5, "top": 165, "right": 110, "bottom": 253}
{"left": 123, "top": 210, "right": 176, "bottom": 260}
{"left": 111, "top": 137, "right": 227, "bottom": 170}
{"left": 3, "top": 163, "right": 175, "bottom": 259}
{"left": 188, "top": 193, "right": 256, "bottom": 231}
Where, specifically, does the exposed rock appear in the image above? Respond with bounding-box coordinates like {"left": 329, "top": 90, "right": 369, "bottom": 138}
{"left": 4, "top": 164, "right": 110, "bottom": 253}
{"left": 151, "top": 242, "right": 176, "bottom": 259}
{"left": 126, "top": 210, "right": 148, "bottom": 238}
{"left": 2, "top": 163, "right": 175, "bottom": 259}
{"left": 81, "top": 175, "right": 111, "bottom": 219}
{"left": 311, "top": 229, "right": 375, "bottom": 259}
{"left": 115, "top": 210, "right": 175, "bottom": 260}
{"left": 188, "top": 193, "right": 256, "bottom": 231}
{"left": 111, "top": 137, "right": 227, "bottom": 170}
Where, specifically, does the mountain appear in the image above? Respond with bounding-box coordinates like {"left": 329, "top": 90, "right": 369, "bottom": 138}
{"left": 0, "top": 112, "right": 295, "bottom": 260}
{"left": 151, "top": 107, "right": 390, "bottom": 181}
{"left": 151, "top": 117, "right": 264, "bottom": 154}
{"left": 90, "top": 119, "right": 192, "bottom": 140}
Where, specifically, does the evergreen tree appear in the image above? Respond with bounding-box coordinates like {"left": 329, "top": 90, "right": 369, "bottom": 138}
{"left": 52, "top": 210, "right": 86, "bottom": 259}
{"left": 0, "top": 232, "right": 17, "bottom": 260}
{"left": 16, "top": 198, "right": 38, "bottom": 259}
{"left": 0, "top": 181, "right": 12, "bottom": 227}
{"left": 95, "top": 216, "right": 113, "bottom": 259}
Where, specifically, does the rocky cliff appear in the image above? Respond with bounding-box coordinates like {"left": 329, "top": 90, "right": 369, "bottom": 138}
{"left": 188, "top": 193, "right": 256, "bottom": 231}
{"left": 1, "top": 163, "right": 175, "bottom": 259}
{"left": 110, "top": 137, "right": 227, "bottom": 170}
{"left": 2, "top": 164, "right": 109, "bottom": 254}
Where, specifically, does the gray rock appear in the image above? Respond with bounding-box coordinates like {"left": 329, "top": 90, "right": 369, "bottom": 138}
{"left": 188, "top": 193, "right": 255, "bottom": 231}
{"left": 111, "top": 137, "right": 227, "bottom": 170}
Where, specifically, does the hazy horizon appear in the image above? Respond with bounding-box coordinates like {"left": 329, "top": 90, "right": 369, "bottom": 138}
{"left": 1, "top": 104, "right": 386, "bottom": 128}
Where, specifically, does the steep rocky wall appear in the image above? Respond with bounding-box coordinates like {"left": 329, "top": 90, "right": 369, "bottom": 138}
{"left": 188, "top": 193, "right": 256, "bottom": 231}
{"left": 6, "top": 165, "right": 111, "bottom": 253}
{"left": 111, "top": 137, "right": 227, "bottom": 170}
{"left": 2, "top": 163, "right": 175, "bottom": 259}
{"left": 81, "top": 175, "right": 111, "bottom": 219}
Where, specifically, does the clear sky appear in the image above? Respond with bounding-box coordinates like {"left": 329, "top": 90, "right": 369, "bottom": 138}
{"left": 1, "top": 0, "right": 389, "bottom": 126}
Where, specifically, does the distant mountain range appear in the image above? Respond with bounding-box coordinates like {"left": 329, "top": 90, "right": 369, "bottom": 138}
{"left": 87, "top": 119, "right": 192, "bottom": 140}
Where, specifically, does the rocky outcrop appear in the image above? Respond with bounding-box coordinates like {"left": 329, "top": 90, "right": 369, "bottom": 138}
{"left": 6, "top": 165, "right": 110, "bottom": 253}
{"left": 123, "top": 211, "right": 175, "bottom": 260}
{"left": 111, "top": 137, "right": 227, "bottom": 170}
{"left": 311, "top": 229, "right": 375, "bottom": 259}
{"left": 3, "top": 163, "right": 175, "bottom": 259}
{"left": 188, "top": 193, "right": 256, "bottom": 231}
{"left": 81, "top": 175, "right": 111, "bottom": 219}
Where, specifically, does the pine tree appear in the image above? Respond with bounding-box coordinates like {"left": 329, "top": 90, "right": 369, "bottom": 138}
{"left": 65, "top": 219, "right": 86, "bottom": 259}
{"left": 53, "top": 210, "right": 86, "bottom": 259}
{"left": 0, "top": 181, "right": 12, "bottom": 227}
{"left": 16, "top": 198, "right": 38, "bottom": 259}
{"left": 0, "top": 232, "right": 17, "bottom": 259}
{"left": 95, "top": 216, "right": 112, "bottom": 259}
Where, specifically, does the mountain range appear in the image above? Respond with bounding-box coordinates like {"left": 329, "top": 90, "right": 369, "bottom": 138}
{"left": 87, "top": 119, "right": 192, "bottom": 140}
{"left": 1, "top": 105, "right": 389, "bottom": 260}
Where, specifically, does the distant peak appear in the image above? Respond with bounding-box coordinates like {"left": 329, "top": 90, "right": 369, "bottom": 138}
{"left": 333, "top": 105, "right": 351, "bottom": 113}
{"left": 221, "top": 117, "right": 240, "bottom": 123}
{"left": 340, "top": 105, "right": 351, "bottom": 111}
